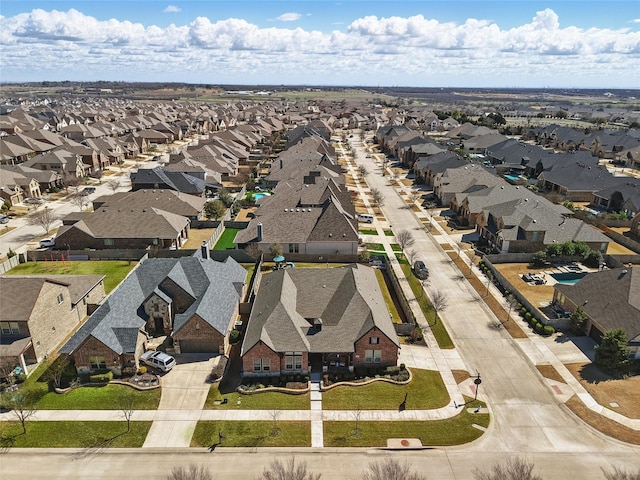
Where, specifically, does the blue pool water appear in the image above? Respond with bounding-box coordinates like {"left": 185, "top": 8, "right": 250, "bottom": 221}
{"left": 504, "top": 174, "right": 522, "bottom": 182}
{"left": 253, "top": 192, "right": 271, "bottom": 200}
{"left": 551, "top": 272, "right": 587, "bottom": 285}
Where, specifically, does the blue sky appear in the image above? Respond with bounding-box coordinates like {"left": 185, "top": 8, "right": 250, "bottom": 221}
{"left": 1, "top": 1, "right": 639, "bottom": 87}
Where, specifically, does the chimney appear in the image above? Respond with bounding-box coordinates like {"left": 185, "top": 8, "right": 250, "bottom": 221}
{"left": 257, "top": 222, "right": 263, "bottom": 242}
{"left": 201, "top": 241, "right": 209, "bottom": 260}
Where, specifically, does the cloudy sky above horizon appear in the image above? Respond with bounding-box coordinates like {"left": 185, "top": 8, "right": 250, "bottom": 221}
{"left": 1, "top": 1, "right": 639, "bottom": 88}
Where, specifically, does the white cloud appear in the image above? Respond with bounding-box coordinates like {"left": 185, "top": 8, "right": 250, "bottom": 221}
{"left": 163, "top": 5, "right": 181, "bottom": 13}
{"left": 0, "top": 8, "right": 638, "bottom": 87}
{"left": 276, "top": 12, "right": 302, "bottom": 22}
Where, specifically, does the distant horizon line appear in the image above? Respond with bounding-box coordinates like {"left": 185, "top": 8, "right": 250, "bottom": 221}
{"left": 2, "top": 81, "right": 639, "bottom": 92}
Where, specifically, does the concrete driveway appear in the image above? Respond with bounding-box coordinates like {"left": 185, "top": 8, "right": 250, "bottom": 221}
{"left": 143, "top": 353, "right": 222, "bottom": 448}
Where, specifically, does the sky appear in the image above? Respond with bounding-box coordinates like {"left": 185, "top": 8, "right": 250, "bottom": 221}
{"left": 1, "top": 1, "right": 639, "bottom": 88}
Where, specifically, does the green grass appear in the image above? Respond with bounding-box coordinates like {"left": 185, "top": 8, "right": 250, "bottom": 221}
{"left": 401, "top": 264, "right": 455, "bottom": 349}
{"left": 384, "top": 230, "right": 394, "bottom": 236}
{"left": 204, "top": 384, "right": 310, "bottom": 410}
{"left": 322, "top": 369, "right": 448, "bottom": 410}
{"left": 374, "top": 269, "right": 401, "bottom": 324}
{"left": 366, "top": 243, "right": 384, "bottom": 251}
{"left": 191, "top": 421, "right": 311, "bottom": 447}
{"left": 324, "top": 400, "right": 489, "bottom": 447}
{"left": 32, "top": 384, "right": 161, "bottom": 410}
{"left": 5, "top": 260, "right": 135, "bottom": 293}
{"left": 0, "top": 421, "right": 151, "bottom": 448}
{"left": 395, "top": 253, "right": 409, "bottom": 264}
{"left": 390, "top": 243, "right": 402, "bottom": 252}
{"left": 359, "top": 229, "right": 377, "bottom": 235}
{"left": 213, "top": 228, "right": 241, "bottom": 250}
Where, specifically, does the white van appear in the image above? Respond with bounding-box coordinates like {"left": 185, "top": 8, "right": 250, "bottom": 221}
{"left": 358, "top": 213, "right": 374, "bottom": 223}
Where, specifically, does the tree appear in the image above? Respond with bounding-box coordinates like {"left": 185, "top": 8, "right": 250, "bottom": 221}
{"left": 218, "top": 188, "right": 233, "bottom": 208}
{"left": 584, "top": 249, "right": 603, "bottom": 268}
{"left": 409, "top": 189, "right": 421, "bottom": 205}
{"left": 165, "top": 464, "right": 213, "bottom": 480}
{"left": 245, "top": 243, "right": 262, "bottom": 260}
{"left": 269, "top": 409, "right": 281, "bottom": 436}
{"left": 269, "top": 243, "right": 283, "bottom": 259}
{"left": 560, "top": 241, "right": 576, "bottom": 257}
{"left": 555, "top": 110, "right": 569, "bottom": 119}
{"left": 29, "top": 206, "right": 56, "bottom": 234}
{"left": 595, "top": 329, "right": 631, "bottom": 373}
{"left": 43, "top": 356, "right": 71, "bottom": 389}
{"left": 1, "top": 388, "right": 42, "bottom": 434}
{"left": 601, "top": 466, "right": 640, "bottom": 480}
{"left": 352, "top": 404, "right": 362, "bottom": 436}
{"left": 396, "top": 230, "right": 415, "bottom": 251}
{"left": 119, "top": 389, "right": 136, "bottom": 433}
{"left": 258, "top": 457, "right": 321, "bottom": 480}
{"left": 70, "top": 193, "right": 88, "bottom": 212}
{"left": 61, "top": 174, "right": 80, "bottom": 194}
{"left": 360, "top": 458, "right": 427, "bottom": 480}
{"left": 473, "top": 457, "right": 543, "bottom": 480}
{"left": 204, "top": 199, "right": 226, "bottom": 220}
{"left": 569, "top": 307, "right": 588, "bottom": 335}
{"left": 358, "top": 165, "right": 368, "bottom": 178}
{"left": 107, "top": 178, "right": 121, "bottom": 193}
{"left": 429, "top": 289, "right": 449, "bottom": 325}
{"left": 370, "top": 188, "right": 384, "bottom": 211}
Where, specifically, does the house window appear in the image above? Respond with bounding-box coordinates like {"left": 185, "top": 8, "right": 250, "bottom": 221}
{"left": 285, "top": 352, "right": 303, "bottom": 370}
{"left": 104, "top": 238, "right": 114, "bottom": 246}
{"left": 369, "top": 337, "right": 379, "bottom": 344}
{"left": 57, "top": 293, "right": 64, "bottom": 304}
{"left": 288, "top": 243, "right": 299, "bottom": 253}
{"left": 0, "top": 322, "right": 20, "bottom": 335}
{"left": 365, "top": 350, "right": 381, "bottom": 363}
{"left": 253, "top": 358, "right": 270, "bottom": 372}
{"left": 89, "top": 356, "right": 106, "bottom": 370}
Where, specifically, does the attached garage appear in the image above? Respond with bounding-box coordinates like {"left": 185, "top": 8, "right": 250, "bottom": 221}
{"left": 179, "top": 337, "right": 218, "bottom": 353}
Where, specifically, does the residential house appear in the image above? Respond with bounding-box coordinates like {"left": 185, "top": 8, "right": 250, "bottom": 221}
{"left": 21, "top": 149, "right": 88, "bottom": 178}
{"left": 59, "top": 254, "right": 247, "bottom": 374}
{"left": 241, "top": 264, "right": 399, "bottom": 377}
{"left": 130, "top": 166, "right": 219, "bottom": 196}
{"left": 553, "top": 267, "right": 640, "bottom": 358}
{"left": 0, "top": 275, "right": 105, "bottom": 375}
{"left": 433, "top": 165, "right": 503, "bottom": 207}
{"left": 591, "top": 179, "right": 640, "bottom": 215}
{"left": 537, "top": 160, "right": 619, "bottom": 202}
{"left": 0, "top": 167, "right": 40, "bottom": 204}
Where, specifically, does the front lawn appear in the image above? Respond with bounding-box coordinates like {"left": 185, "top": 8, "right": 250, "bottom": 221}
{"left": 33, "top": 384, "right": 161, "bottom": 410}
{"left": 0, "top": 421, "right": 151, "bottom": 448}
{"left": 359, "top": 228, "right": 377, "bottom": 235}
{"left": 5, "top": 260, "right": 136, "bottom": 294}
{"left": 204, "top": 384, "right": 310, "bottom": 410}
{"left": 214, "top": 228, "right": 241, "bottom": 250}
{"left": 324, "top": 401, "right": 489, "bottom": 447}
{"left": 366, "top": 243, "right": 384, "bottom": 251}
{"left": 191, "top": 421, "right": 311, "bottom": 447}
{"left": 322, "top": 369, "right": 448, "bottom": 410}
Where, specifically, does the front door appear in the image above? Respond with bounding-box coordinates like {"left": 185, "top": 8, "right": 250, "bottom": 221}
{"left": 309, "top": 353, "right": 323, "bottom": 373}
{"left": 154, "top": 317, "right": 164, "bottom": 334}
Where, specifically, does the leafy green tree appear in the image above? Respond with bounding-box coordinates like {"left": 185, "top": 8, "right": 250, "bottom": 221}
{"left": 584, "top": 250, "right": 603, "bottom": 268}
{"left": 569, "top": 307, "right": 588, "bottom": 335}
{"left": 560, "top": 241, "right": 576, "bottom": 256}
{"left": 555, "top": 110, "right": 568, "bottom": 119}
{"left": 532, "top": 251, "right": 547, "bottom": 267}
{"left": 204, "top": 200, "right": 226, "bottom": 220}
{"left": 217, "top": 188, "right": 233, "bottom": 208}
{"left": 595, "top": 329, "right": 631, "bottom": 373}
{"left": 545, "top": 243, "right": 562, "bottom": 259}
{"left": 573, "top": 242, "right": 590, "bottom": 257}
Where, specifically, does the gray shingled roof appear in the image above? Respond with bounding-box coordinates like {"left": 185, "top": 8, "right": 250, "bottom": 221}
{"left": 60, "top": 256, "right": 246, "bottom": 355}
{"left": 241, "top": 265, "right": 399, "bottom": 356}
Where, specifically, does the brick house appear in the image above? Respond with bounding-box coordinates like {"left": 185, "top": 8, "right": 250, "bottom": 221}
{"left": 553, "top": 267, "right": 640, "bottom": 359}
{"left": 59, "top": 252, "right": 247, "bottom": 375}
{"left": 0, "top": 275, "right": 105, "bottom": 375}
{"left": 241, "top": 264, "right": 399, "bottom": 377}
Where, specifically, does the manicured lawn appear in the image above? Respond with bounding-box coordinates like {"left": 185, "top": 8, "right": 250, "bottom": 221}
{"left": 213, "top": 228, "right": 241, "bottom": 250}
{"left": 401, "top": 264, "right": 455, "bottom": 349}
{"left": 366, "top": 243, "right": 384, "bottom": 251}
{"left": 5, "top": 260, "right": 135, "bottom": 294}
{"left": 384, "top": 230, "right": 394, "bottom": 236}
{"left": 33, "top": 384, "right": 161, "bottom": 410}
{"left": 322, "top": 369, "right": 449, "bottom": 410}
{"left": 0, "top": 421, "right": 151, "bottom": 448}
{"left": 204, "top": 384, "right": 310, "bottom": 410}
{"left": 390, "top": 243, "right": 402, "bottom": 252}
{"left": 359, "top": 229, "right": 377, "bottom": 235}
{"left": 324, "top": 401, "right": 489, "bottom": 447}
{"left": 374, "top": 269, "right": 402, "bottom": 324}
{"left": 191, "top": 421, "right": 311, "bottom": 447}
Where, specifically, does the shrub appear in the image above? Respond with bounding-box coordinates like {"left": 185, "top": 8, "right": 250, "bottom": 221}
{"left": 89, "top": 371, "right": 113, "bottom": 383}
{"left": 520, "top": 307, "right": 527, "bottom": 315}
{"left": 525, "top": 312, "right": 532, "bottom": 321}
{"left": 229, "top": 329, "right": 241, "bottom": 344}
{"left": 543, "top": 325, "right": 555, "bottom": 335}
{"left": 534, "top": 323, "right": 544, "bottom": 333}
{"left": 138, "top": 366, "right": 147, "bottom": 374}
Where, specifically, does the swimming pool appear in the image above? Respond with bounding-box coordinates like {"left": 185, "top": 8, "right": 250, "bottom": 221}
{"left": 551, "top": 272, "right": 587, "bottom": 285}
{"left": 504, "top": 174, "right": 523, "bottom": 182}
{"left": 253, "top": 192, "right": 271, "bottom": 200}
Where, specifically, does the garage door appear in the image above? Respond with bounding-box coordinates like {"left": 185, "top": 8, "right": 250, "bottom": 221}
{"left": 588, "top": 324, "right": 603, "bottom": 343}
{"left": 180, "top": 338, "right": 217, "bottom": 353}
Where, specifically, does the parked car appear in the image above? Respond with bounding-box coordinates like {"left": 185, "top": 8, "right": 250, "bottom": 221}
{"left": 80, "top": 187, "right": 96, "bottom": 196}
{"left": 24, "top": 197, "right": 45, "bottom": 204}
{"left": 39, "top": 237, "right": 56, "bottom": 248}
{"left": 0, "top": 215, "right": 8, "bottom": 224}
{"left": 140, "top": 350, "right": 176, "bottom": 373}
{"left": 413, "top": 260, "right": 429, "bottom": 280}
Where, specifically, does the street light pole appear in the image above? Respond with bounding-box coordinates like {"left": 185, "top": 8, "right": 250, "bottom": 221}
{"left": 473, "top": 372, "right": 482, "bottom": 401}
